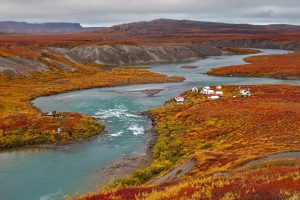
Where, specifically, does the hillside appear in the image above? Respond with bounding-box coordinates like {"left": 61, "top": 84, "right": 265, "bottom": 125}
{"left": 2, "top": 19, "right": 300, "bottom": 46}
{"left": 64, "top": 44, "right": 224, "bottom": 65}
{"left": 78, "top": 85, "right": 300, "bottom": 200}
{"left": 107, "top": 19, "right": 300, "bottom": 37}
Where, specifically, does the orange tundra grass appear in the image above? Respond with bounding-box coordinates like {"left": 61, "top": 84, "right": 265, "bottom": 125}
{"left": 209, "top": 52, "right": 300, "bottom": 79}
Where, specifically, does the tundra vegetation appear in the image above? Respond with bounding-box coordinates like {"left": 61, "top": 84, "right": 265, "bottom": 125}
{"left": 77, "top": 85, "right": 300, "bottom": 200}
{"left": 0, "top": 45, "right": 183, "bottom": 149}
{"left": 1, "top": 18, "right": 300, "bottom": 198}
{"left": 208, "top": 52, "right": 300, "bottom": 79}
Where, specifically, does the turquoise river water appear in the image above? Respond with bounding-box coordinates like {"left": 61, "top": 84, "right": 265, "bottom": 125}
{"left": 1, "top": 49, "right": 299, "bottom": 200}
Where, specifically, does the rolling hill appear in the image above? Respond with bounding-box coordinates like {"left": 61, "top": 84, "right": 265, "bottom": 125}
{"left": 107, "top": 18, "right": 300, "bottom": 37}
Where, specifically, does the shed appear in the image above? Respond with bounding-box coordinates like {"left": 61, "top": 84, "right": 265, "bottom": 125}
{"left": 240, "top": 89, "right": 251, "bottom": 97}
{"left": 207, "top": 90, "right": 215, "bottom": 95}
{"left": 192, "top": 87, "right": 199, "bottom": 92}
{"left": 47, "top": 111, "right": 57, "bottom": 117}
{"left": 208, "top": 94, "right": 220, "bottom": 100}
{"left": 215, "top": 91, "right": 224, "bottom": 96}
{"left": 175, "top": 95, "right": 185, "bottom": 102}
{"left": 57, "top": 128, "right": 62, "bottom": 134}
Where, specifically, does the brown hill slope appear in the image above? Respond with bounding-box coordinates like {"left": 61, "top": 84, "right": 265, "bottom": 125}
{"left": 2, "top": 19, "right": 300, "bottom": 47}
{"left": 107, "top": 19, "right": 300, "bottom": 37}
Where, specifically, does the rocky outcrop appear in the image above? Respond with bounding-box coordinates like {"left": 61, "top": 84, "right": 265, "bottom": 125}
{"left": 56, "top": 39, "right": 300, "bottom": 66}
{"left": 0, "top": 56, "right": 49, "bottom": 77}
{"left": 47, "top": 39, "right": 300, "bottom": 69}
{"left": 51, "top": 60, "right": 75, "bottom": 72}
{"left": 49, "top": 47, "right": 85, "bottom": 64}
{"left": 67, "top": 44, "right": 224, "bottom": 65}
{"left": 44, "top": 58, "right": 76, "bottom": 72}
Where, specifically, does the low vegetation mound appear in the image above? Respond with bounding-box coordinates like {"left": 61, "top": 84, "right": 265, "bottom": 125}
{"left": 77, "top": 85, "right": 300, "bottom": 200}
{"left": 0, "top": 112, "right": 103, "bottom": 149}
{"left": 208, "top": 52, "right": 300, "bottom": 79}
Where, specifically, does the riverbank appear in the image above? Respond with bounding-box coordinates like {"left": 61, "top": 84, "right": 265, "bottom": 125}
{"left": 98, "top": 112, "right": 158, "bottom": 187}
{"left": 0, "top": 112, "right": 105, "bottom": 149}
{"left": 208, "top": 52, "right": 300, "bottom": 80}
{"left": 77, "top": 84, "right": 300, "bottom": 200}
{"left": 0, "top": 128, "right": 110, "bottom": 153}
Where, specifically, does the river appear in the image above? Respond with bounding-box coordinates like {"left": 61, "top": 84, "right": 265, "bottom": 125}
{"left": 1, "top": 49, "right": 299, "bottom": 200}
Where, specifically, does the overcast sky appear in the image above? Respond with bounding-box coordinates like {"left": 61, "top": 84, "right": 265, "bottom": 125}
{"left": 0, "top": 0, "right": 300, "bottom": 27}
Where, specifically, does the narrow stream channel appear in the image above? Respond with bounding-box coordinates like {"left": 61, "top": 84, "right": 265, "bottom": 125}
{"left": 1, "top": 49, "right": 299, "bottom": 200}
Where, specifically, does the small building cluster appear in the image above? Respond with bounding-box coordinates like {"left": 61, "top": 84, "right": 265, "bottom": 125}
{"left": 200, "top": 85, "right": 224, "bottom": 100}
{"left": 174, "top": 85, "right": 252, "bottom": 103}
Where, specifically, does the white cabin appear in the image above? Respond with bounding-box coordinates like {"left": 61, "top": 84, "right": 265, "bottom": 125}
{"left": 216, "top": 85, "right": 222, "bottom": 90}
{"left": 207, "top": 90, "right": 215, "bottom": 95}
{"left": 192, "top": 87, "right": 199, "bottom": 92}
{"left": 201, "top": 89, "right": 215, "bottom": 95}
{"left": 57, "top": 128, "right": 62, "bottom": 134}
{"left": 200, "top": 89, "right": 207, "bottom": 94}
{"left": 240, "top": 89, "right": 251, "bottom": 97}
{"left": 175, "top": 95, "right": 185, "bottom": 102}
{"left": 47, "top": 111, "right": 57, "bottom": 117}
{"left": 215, "top": 91, "right": 224, "bottom": 96}
{"left": 208, "top": 95, "right": 220, "bottom": 100}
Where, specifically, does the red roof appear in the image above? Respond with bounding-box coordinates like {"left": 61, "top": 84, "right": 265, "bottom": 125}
{"left": 207, "top": 94, "right": 220, "bottom": 97}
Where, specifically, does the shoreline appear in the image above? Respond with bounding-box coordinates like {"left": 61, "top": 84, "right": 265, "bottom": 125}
{"left": 207, "top": 73, "right": 300, "bottom": 81}
{"left": 0, "top": 123, "right": 109, "bottom": 153}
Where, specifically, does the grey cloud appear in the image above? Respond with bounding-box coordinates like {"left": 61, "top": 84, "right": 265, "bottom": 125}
{"left": 0, "top": 0, "right": 299, "bottom": 26}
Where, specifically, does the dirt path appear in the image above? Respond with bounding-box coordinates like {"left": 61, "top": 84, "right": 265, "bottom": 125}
{"left": 151, "top": 158, "right": 196, "bottom": 186}
{"left": 242, "top": 151, "right": 300, "bottom": 168}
